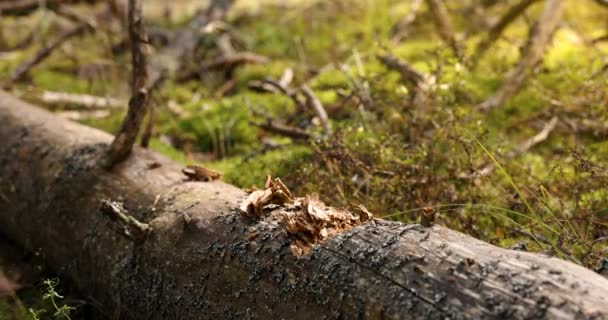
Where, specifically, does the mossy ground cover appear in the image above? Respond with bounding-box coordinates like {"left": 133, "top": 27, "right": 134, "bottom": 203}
{"left": 1, "top": 0, "right": 607, "bottom": 317}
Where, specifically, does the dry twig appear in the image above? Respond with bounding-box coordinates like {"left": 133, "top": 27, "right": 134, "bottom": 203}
{"left": 472, "top": 0, "right": 541, "bottom": 63}
{"left": 301, "top": 85, "right": 330, "bottom": 136}
{"left": 38, "top": 91, "right": 124, "bottom": 109}
{"left": 425, "top": 0, "right": 464, "bottom": 61}
{"left": 99, "top": 199, "right": 151, "bottom": 243}
{"left": 104, "top": 0, "right": 149, "bottom": 168}
{"left": 253, "top": 120, "right": 311, "bottom": 140}
{"left": 478, "top": 0, "right": 563, "bottom": 111}
{"left": 5, "top": 23, "right": 90, "bottom": 85}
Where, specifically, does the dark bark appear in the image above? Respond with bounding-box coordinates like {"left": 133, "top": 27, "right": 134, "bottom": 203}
{"left": 0, "top": 92, "right": 608, "bottom": 319}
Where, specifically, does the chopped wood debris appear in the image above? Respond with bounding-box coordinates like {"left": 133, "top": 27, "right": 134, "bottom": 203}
{"left": 182, "top": 165, "right": 223, "bottom": 182}
{"left": 239, "top": 176, "right": 374, "bottom": 255}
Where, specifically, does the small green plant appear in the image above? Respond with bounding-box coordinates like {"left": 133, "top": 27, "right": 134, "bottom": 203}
{"left": 26, "top": 279, "right": 74, "bottom": 320}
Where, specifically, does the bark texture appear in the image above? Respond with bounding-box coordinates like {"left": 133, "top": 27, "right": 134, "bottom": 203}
{"left": 0, "top": 92, "right": 608, "bottom": 319}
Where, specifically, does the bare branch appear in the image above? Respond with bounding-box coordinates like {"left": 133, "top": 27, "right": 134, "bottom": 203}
{"left": 38, "top": 91, "right": 124, "bottom": 110}
{"left": 301, "top": 85, "right": 330, "bottom": 136}
{"left": 377, "top": 54, "right": 432, "bottom": 108}
{"left": 478, "top": 0, "right": 563, "bottom": 111}
{"left": 459, "top": 117, "right": 559, "bottom": 179}
{"left": 178, "top": 52, "right": 268, "bottom": 82}
{"left": 253, "top": 120, "right": 311, "bottom": 140}
{"left": 104, "top": 0, "right": 149, "bottom": 168}
{"left": 425, "top": 0, "right": 464, "bottom": 61}
{"left": 472, "top": 0, "right": 541, "bottom": 62}
{"left": 390, "top": 0, "right": 424, "bottom": 42}
{"left": 99, "top": 199, "right": 151, "bottom": 243}
{"left": 5, "top": 23, "right": 90, "bottom": 86}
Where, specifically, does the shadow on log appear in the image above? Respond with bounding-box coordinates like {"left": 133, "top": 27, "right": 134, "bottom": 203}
{"left": 0, "top": 92, "right": 607, "bottom": 319}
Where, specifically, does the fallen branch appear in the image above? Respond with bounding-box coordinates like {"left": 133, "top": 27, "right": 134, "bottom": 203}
{"left": 378, "top": 54, "right": 432, "bottom": 108}
{"left": 390, "top": 0, "right": 424, "bottom": 42}
{"left": 0, "top": 0, "right": 97, "bottom": 15}
{"left": 459, "top": 116, "right": 559, "bottom": 179}
{"left": 1, "top": 93, "right": 608, "bottom": 318}
{"left": 5, "top": 23, "right": 91, "bottom": 86}
{"left": 472, "top": 0, "right": 541, "bottom": 63}
{"left": 301, "top": 85, "right": 330, "bottom": 136}
{"left": 425, "top": 0, "right": 464, "bottom": 61}
{"left": 36, "top": 91, "right": 124, "bottom": 110}
{"left": 55, "top": 110, "right": 111, "bottom": 120}
{"left": 477, "top": 0, "right": 564, "bottom": 110}
{"left": 253, "top": 119, "right": 311, "bottom": 140}
{"left": 178, "top": 52, "right": 269, "bottom": 82}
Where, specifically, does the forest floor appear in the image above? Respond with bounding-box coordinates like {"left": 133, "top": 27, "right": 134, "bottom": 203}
{"left": 1, "top": 0, "right": 608, "bottom": 318}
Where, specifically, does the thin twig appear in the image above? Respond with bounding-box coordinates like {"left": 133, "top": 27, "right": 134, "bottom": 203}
{"left": 99, "top": 199, "right": 151, "bottom": 243}
{"left": 377, "top": 54, "right": 431, "bottom": 108}
{"left": 425, "top": 0, "right": 464, "bottom": 61}
{"left": 477, "top": 0, "right": 563, "bottom": 111}
{"left": 178, "top": 52, "right": 268, "bottom": 81}
{"left": 253, "top": 120, "right": 311, "bottom": 140}
{"left": 301, "top": 85, "right": 330, "bottom": 136}
{"left": 5, "top": 23, "right": 90, "bottom": 85}
{"left": 459, "top": 117, "right": 559, "bottom": 179}
{"left": 472, "top": 0, "right": 541, "bottom": 63}
{"left": 390, "top": 0, "right": 424, "bottom": 42}
{"left": 38, "top": 91, "right": 124, "bottom": 109}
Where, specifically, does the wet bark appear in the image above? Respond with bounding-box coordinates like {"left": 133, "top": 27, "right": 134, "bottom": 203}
{"left": 0, "top": 92, "right": 607, "bottom": 319}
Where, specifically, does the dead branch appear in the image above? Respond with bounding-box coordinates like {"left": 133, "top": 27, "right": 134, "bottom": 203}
{"left": 459, "top": 117, "right": 559, "bottom": 179}
{"left": 301, "top": 85, "right": 330, "bottom": 136}
{"left": 55, "top": 110, "right": 111, "bottom": 120}
{"left": 104, "top": 0, "right": 149, "bottom": 168}
{"left": 511, "top": 116, "right": 559, "bottom": 155}
{"left": 99, "top": 199, "right": 151, "bottom": 243}
{"left": 2, "top": 92, "right": 608, "bottom": 318}
{"left": 253, "top": 120, "right": 311, "bottom": 140}
{"left": 425, "top": 0, "right": 464, "bottom": 61}
{"left": 477, "top": 0, "right": 564, "bottom": 111}
{"left": 145, "top": 0, "right": 235, "bottom": 90}
{"left": 472, "top": 0, "right": 541, "bottom": 63}
{"left": 37, "top": 91, "right": 124, "bottom": 109}
{"left": 249, "top": 78, "right": 308, "bottom": 112}
{"left": 377, "top": 54, "right": 426, "bottom": 88}
{"left": 178, "top": 52, "right": 269, "bottom": 82}
{"left": 0, "top": 0, "right": 97, "bottom": 15}
{"left": 390, "top": 0, "right": 424, "bottom": 42}
{"left": 5, "top": 23, "right": 90, "bottom": 86}
{"left": 377, "top": 54, "right": 432, "bottom": 108}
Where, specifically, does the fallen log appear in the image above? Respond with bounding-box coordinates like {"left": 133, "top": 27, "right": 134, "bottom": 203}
{"left": 0, "top": 92, "right": 607, "bottom": 319}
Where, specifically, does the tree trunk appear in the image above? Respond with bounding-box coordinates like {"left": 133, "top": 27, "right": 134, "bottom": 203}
{"left": 0, "top": 92, "right": 607, "bottom": 319}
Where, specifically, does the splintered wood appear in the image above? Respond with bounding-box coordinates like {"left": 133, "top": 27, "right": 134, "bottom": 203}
{"left": 240, "top": 176, "right": 374, "bottom": 256}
